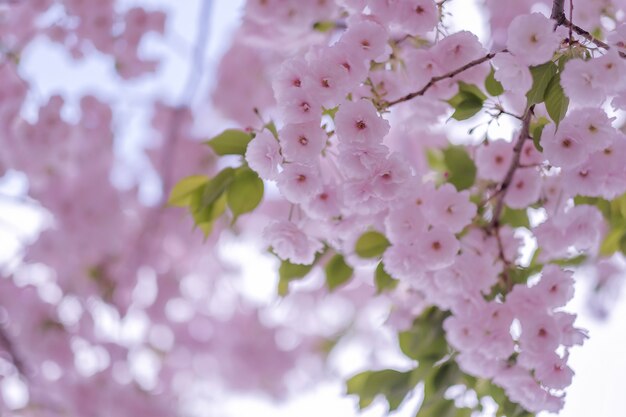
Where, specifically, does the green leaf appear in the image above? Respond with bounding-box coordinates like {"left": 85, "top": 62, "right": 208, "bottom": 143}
{"left": 544, "top": 74, "right": 569, "bottom": 126}
{"left": 167, "top": 175, "right": 209, "bottom": 207}
{"left": 417, "top": 399, "right": 457, "bottom": 417}
{"left": 201, "top": 167, "right": 236, "bottom": 208}
{"left": 419, "top": 362, "right": 467, "bottom": 417}
{"left": 500, "top": 207, "right": 530, "bottom": 228}
{"left": 526, "top": 61, "right": 557, "bottom": 105}
{"left": 442, "top": 146, "right": 477, "bottom": 191}
{"left": 446, "top": 83, "right": 486, "bottom": 121}
{"left": 600, "top": 228, "right": 624, "bottom": 256}
{"left": 451, "top": 97, "right": 484, "bottom": 121}
{"left": 550, "top": 254, "right": 587, "bottom": 267}
{"left": 191, "top": 193, "right": 227, "bottom": 238}
{"left": 485, "top": 66, "right": 504, "bottom": 96}
{"left": 398, "top": 309, "right": 448, "bottom": 363}
{"left": 530, "top": 116, "right": 550, "bottom": 152}
{"left": 458, "top": 82, "right": 487, "bottom": 101}
{"left": 278, "top": 261, "right": 315, "bottom": 296}
{"left": 346, "top": 369, "right": 415, "bottom": 412}
{"left": 355, "top": 231, "right": 390, "bottom": 258}
{"left": 375, "top": 262, "right": 398, "bottom": 293}
{"left": 426, "top": 148, "right": 446, "bottom": 173}
{"left": 277, "top": 250, "right": 327, "bottom": 296}
{"left": 226, "top": 168, "right": 264, "bottom": 221}
{"left": 325, "top": 254, "right": 354, "bottom": 291}
{"left": 205, "top": 129, "right": 252, "bottom": 156}
{"left": 346, "top": 372, "right": 374, "bottom": 408}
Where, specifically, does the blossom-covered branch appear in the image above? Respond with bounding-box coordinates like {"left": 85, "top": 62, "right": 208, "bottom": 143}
{"left": 385, "top": 50, "right": 504, "bottom": 107}
{"left": 490, "top": 106, "right": 534, "bottom": 229}
{"left": 551, "top": 0, "right": 612, "bottom": 50}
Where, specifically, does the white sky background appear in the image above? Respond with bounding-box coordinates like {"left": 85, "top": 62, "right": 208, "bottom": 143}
{"left": 0, "top": 0, "right": 625, "bottom": 416}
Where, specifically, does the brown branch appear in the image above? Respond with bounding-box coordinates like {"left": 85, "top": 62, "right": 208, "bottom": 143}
{"left": 551, "top": 0, "right": 566, "bottom": 22}
{"left": 551, "top": 0, "right": 613, "bottom": 52}
{"left": 489, "top": 105, "right": 535, "bottom": 230}
{"left": 385, "top": 0, "right": 619, "bottom": 110}
{"left": 569, "top": 0, "right": 574, "bottom": 43}
{"left": 564, "top": 18, "right": 611, "bottom": 50}
{"left": 385, "top": 50, "right": 506, "bottom": 107}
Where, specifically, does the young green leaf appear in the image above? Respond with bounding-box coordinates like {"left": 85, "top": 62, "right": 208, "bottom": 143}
{"left": 530, "top": 116, "right": 550, "bottom": 152}
{"left": 544, "top": 74, "right": 569, "bottom": 126}
{"left": 375, "top": 262, "right": 398, "bottom": 293}
{"left": 167, "top": 175, "right": 209, "bottom": 207}
{"left": 526, "top": 61, "right": 557, "bottom": 105}
{"left": 442, "top": 146, "right": 477, "bottom": 191}
{"left": 446, "top": 83, "right": 487, "bottom": 121}
{"left": 458, "top": 82, "right": 487, "bottom": 101}
{"left": 278, "top": 261, "right": 315, "bottom": 296}
{"left": 355, "top": 231, "right": 390, "bottom": 258}
{"left": 325, "top": 254, "right": 354, "bottom": 291}
{"left": 191, "top": 193, "right": 227, "bottom": 238}
{"left": 201, "top": 167, "right": 236, "bottom": 207}
{"left": 398, "top": 309, "right": 448, "bottom": 363}
{"left": 205, "top": 129, "right": 252, "bottom": 155}
{"left": 346, "top": 369, "right": 415, "bottom": 412}
{"left": 226, "top": 168, "right": 264, "bottom": 221}
{"left": 485, "top": 66, "right": 504, "bottom": 96}
{"left": 500, "top": 207, "right": 530, "bottom": 228}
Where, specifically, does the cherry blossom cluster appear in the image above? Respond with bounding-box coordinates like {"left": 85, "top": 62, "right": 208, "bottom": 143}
{"left": 2, "top": 0, "right": 626, "bottom": 416}
{"left": 208, "top": 0, "right": 626, "bottom": 413}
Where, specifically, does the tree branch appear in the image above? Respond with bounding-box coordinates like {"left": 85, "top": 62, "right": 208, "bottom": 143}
{"left": 563, "top": 17, "right": 610, "bottom": 50}
{"left": 385, "top": 50, "right": 506, "bottom": 108}
{"left": 551, "top": 0, "right": 566, "bottom": 22}
{"left": 490, "top": 106, "right": 534, "bottom": 229}
{"left": 551, "top": 0, "right": 613, "bottom": 51}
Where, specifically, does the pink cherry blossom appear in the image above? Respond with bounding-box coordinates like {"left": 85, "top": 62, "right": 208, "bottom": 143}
{"left": 246, "top": 130, "right": 282, "bottom": 180}
{"left": 277, "top": 162, "right": 323, "bottom": 203}
{"left": 561, "top": 58, "right": 606, "bottom": 105}
{"left": 541, "top": 123, "right": 588, "bottom": 169}
{"left": 340, "top": 16, "right": 390, "bottom": 62}
{"left": 475, "top": 139, "right": 514, "bottom": 182}
{"left": 504, "top": 168, "right": 542, "bottom": 209}
{"left": 417, "top": 226, "right": 460, "bottom": 270}
{"left": 398, "top": 0, "right": 438, "bottom": 36}
{"left": 334, "top": 99, "right": 390, "bottom": 144}
{"left": 263, "top": 220, "right": 324, "bottom": 265}
{"left": 279, "top": 122, "right": 326, "bottom": 163}
{"left": 507, "top": 13, "right": 561, "bottom": 66}
{"left": 492, "top": 53, "right": 533, "bottom": 95}
{"left": 422, "top": 183, "right": 477, "bottom": 233}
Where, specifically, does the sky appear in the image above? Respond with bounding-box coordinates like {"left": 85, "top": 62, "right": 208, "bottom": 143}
{"left": 1, "top": 0, "right": 625, "bottom": 416}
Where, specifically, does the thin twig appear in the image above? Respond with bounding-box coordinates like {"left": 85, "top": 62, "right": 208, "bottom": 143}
{"left": 489, "top": 106, "right": 534, "bottom": 229}
{"left": 569, "top": 0, "right": 573, "bottom": 43}
{"left": 385, "top": 50, "right": 506, "bottom": 107}
{"left": 564, "top": 18, "right": 611, "bottom": 50}
{"left": 551, "top": 0, "right": 612, "bottom": 51}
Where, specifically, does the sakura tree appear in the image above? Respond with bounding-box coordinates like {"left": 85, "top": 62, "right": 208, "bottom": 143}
{"left": 0, "top": 0, "right": 625, "bottom": 416}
